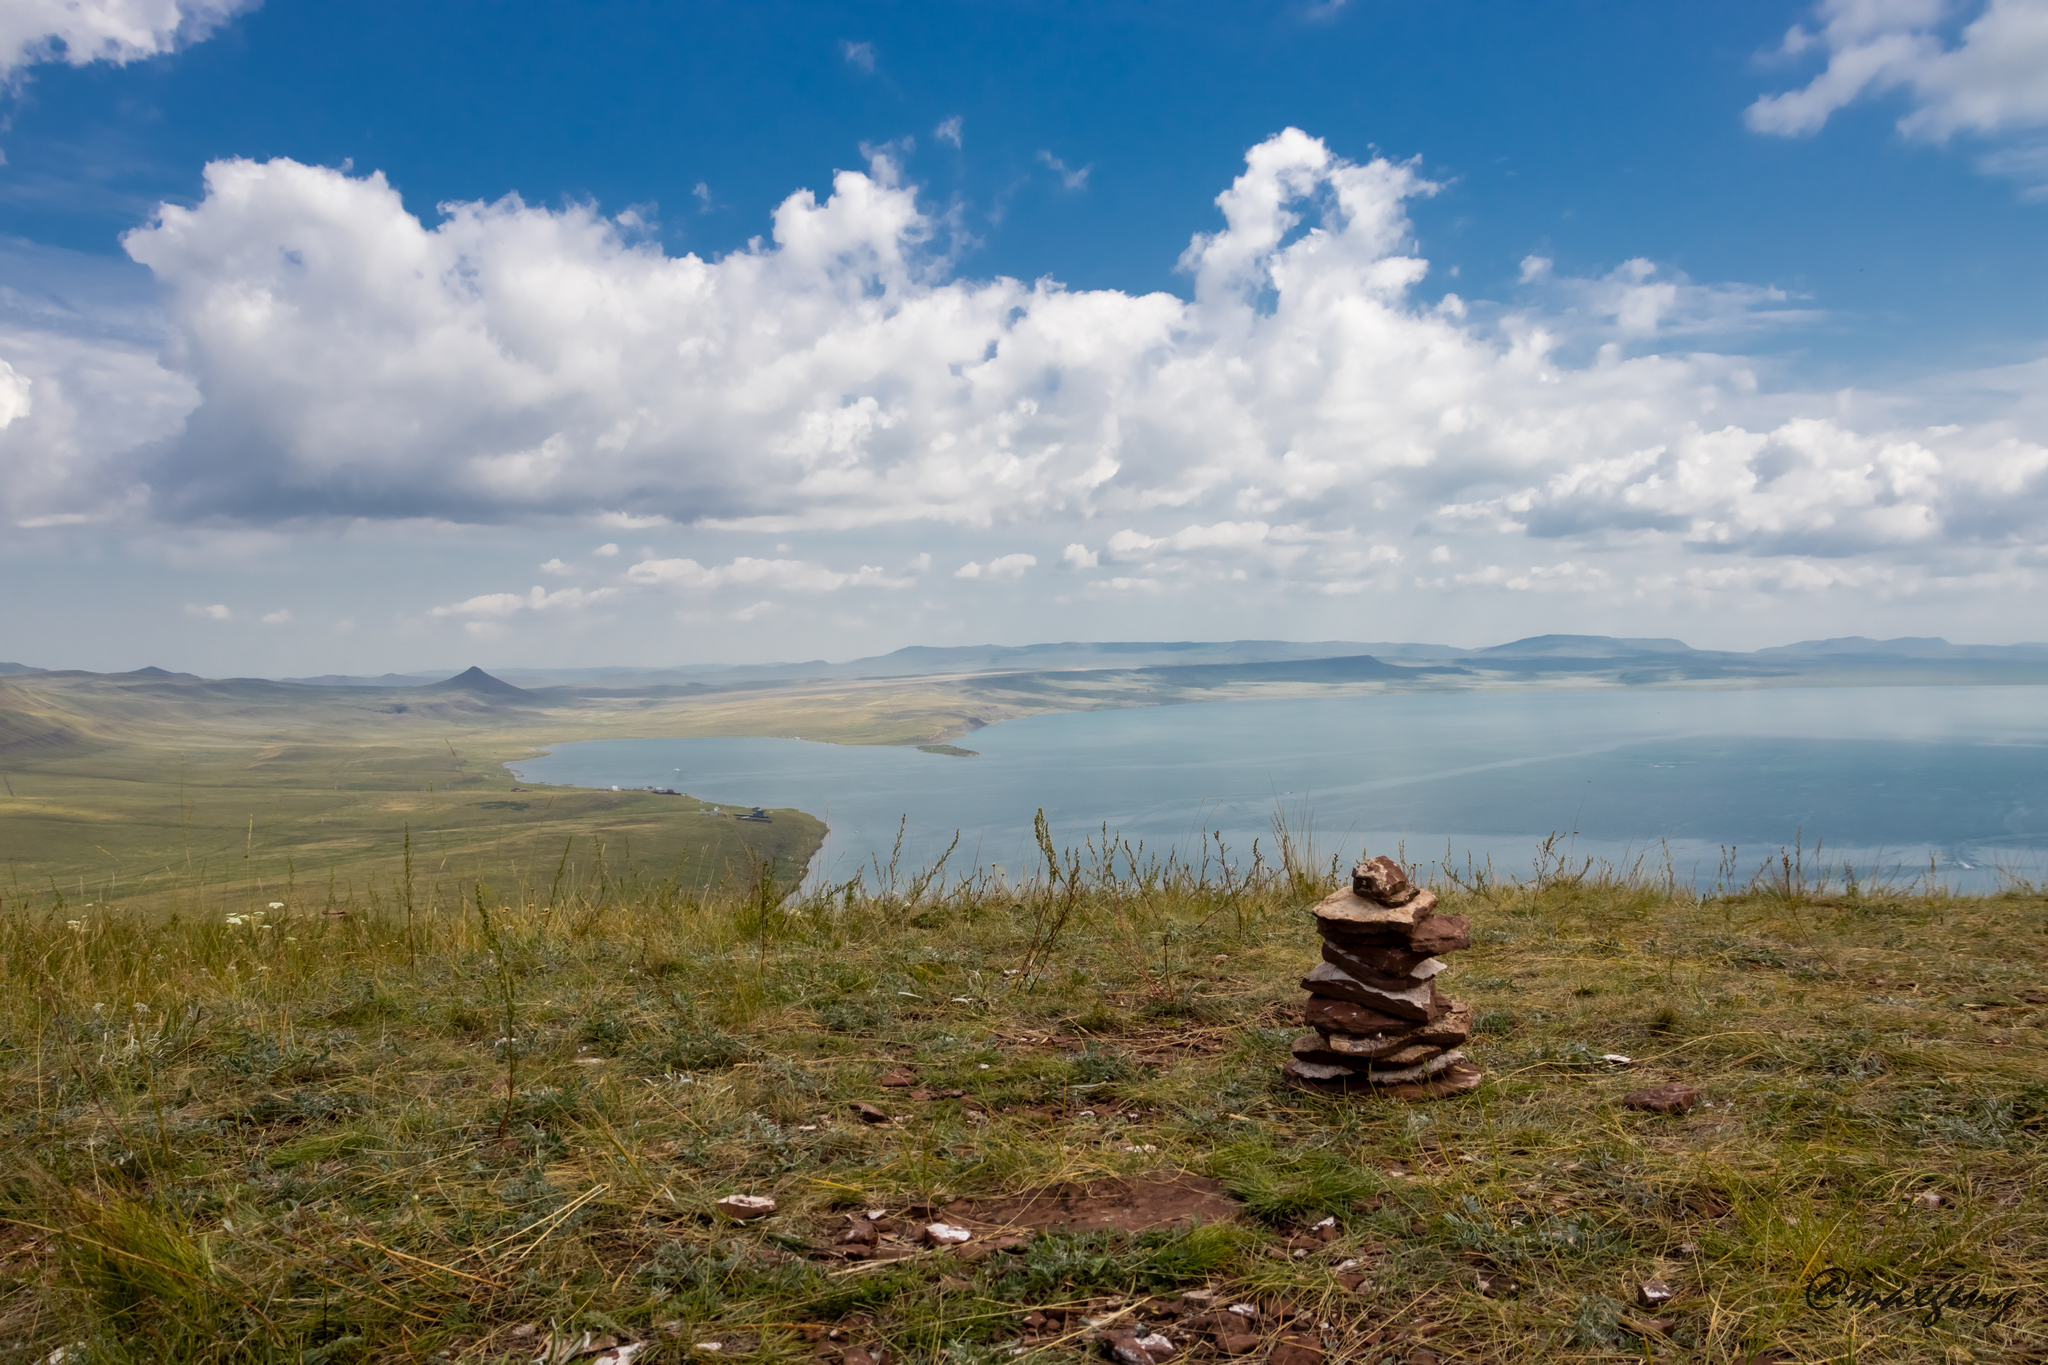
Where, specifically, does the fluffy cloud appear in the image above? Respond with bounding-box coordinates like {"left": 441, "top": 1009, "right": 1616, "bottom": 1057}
{"left": 0, "top": 324, "right": 198, "bottom": 527}
{"left": 954, "top": 553, "right": 1036, "bottom": 580}
{"left": 0, "top": 125, "right": 2038, "bottom": 624}
{"left": 429, "top": 584, "right": 619, "bottom": 620}
{"left": 1748, "top": 0, "right": 2048, "bottom": 189}
{"left": 0, "top": 0, "right": 255, "bottom": 79}
{"left": 1434, "top": 417, "right": 2048, "bottom": 556}
{"left": 625, "top": 555, "right": 914, "bottom": 592}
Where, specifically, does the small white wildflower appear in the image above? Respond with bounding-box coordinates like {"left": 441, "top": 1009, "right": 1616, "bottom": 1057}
{"left": 268, "top": 901, "right": 284, "bottom": 909}
{"left": 66, "top": 920, "right": 84, "bottom": 931}
{"left": 225, "top": 914, "right": 245, "bottom": 926}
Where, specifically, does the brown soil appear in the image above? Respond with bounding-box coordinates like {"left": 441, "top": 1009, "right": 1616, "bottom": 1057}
{"left": 951, "top": 1171, "right": 1241, "bottom": 1236}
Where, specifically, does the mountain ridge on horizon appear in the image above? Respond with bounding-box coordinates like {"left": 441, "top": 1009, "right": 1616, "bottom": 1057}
{"left": 13, "top": 632, "right": 2048, "bottom": 687}
{"left": 277, "top": 632, "right": 2048, "bottom": 686}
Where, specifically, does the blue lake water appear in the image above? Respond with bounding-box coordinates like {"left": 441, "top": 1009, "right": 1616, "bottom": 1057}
{"left": 506, "top": 686, "right": 2048, "bottom": 893}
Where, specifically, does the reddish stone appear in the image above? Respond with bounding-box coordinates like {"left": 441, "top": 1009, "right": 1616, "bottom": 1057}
{"left": 1320, "top": 938, "right": 1440, "bottom": 979}
{"left": 1405, "top": 914, "right": 1472, "bottom": 955}
{"left": 1300, "top": 963, "right": 1445, "bottom": 1021}
{"left": 1407, "top": 1002, "right": 1474, "bottom": 1050}
{"left": 1313, "top": 886, "right": 1437, "bottom": 929}
{"left": 1351, "top": 855, "right": 1413, "bottom": 902}
{"left": 1285, "top": 1059, "right": 1484, "bottom": 1102}
{"left": 1302, "top": 994, "right": 1414, "bottom": 1035}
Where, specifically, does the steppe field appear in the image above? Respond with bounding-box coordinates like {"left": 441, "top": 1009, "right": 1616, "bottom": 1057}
{"left": 0, "top": 665, "right": 2043, "bottom": 1364}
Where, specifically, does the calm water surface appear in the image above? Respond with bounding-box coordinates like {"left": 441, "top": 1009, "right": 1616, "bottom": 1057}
{"left": 507, "top": 686, "right": 2048, "bottom": 892}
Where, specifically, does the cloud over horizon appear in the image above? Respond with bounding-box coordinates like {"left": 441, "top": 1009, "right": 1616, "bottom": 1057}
{"left": 1, "top": 127, "right": 2045, "bottom": 647}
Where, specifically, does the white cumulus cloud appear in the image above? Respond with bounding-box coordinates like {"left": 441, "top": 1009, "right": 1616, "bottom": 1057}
{"left": 1748, "top": 0, "right": 2048, "bottom": 191}
{"left": 429, "top": 584, "right": 618, "bottom": 620}
{"left": 0, "top": 125, "right": 2031, "bottom": 624}
{"left": 626, "top": 555, "right": 913, "bottom": 592}
{"left": 954, "top": 553, "right": 1036, "bottom": 581}
{"left": 0, "top": 0, "right": 256, "bottom": 80}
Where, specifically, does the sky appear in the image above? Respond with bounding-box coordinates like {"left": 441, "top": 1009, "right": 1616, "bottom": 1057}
{"left": 1, "top": 0, "right": 2046, "bottom": 675}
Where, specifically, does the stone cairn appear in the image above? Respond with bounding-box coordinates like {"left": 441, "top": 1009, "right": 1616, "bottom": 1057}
{"left": 1282, "top": 854, "right": 1484, "bottom": 1100}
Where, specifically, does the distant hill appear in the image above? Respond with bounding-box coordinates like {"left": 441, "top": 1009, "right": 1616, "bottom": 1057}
{"left": 1757, "top": 636, "right": 2048, "bottom": 660}
{"left": 1477, "top": 634, "right": 1699, "bottom": 658}
{"left": 422, "top": 666, "right": 531, "bottom": 700}
{"left": 1096, "top": 654, "right": 1467, "bottom": 688}
{"left": 0, "top": 662, "right": 41, "bottom": 674}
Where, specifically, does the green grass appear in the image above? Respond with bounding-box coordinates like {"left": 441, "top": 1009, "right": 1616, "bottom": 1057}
{"left": 1, "top": 834, "right": 2042, "bottom": 1364}
{"left": 0, "top": 672, "right": 826, "bottom": 910}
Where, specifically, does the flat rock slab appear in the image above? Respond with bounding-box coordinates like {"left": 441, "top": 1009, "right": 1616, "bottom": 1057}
{"left": 1302, "top": 994, "right": 1414, "bottom": 1035}
{"left": 1623, "top": 1083, "right": 1703, "bottom": 1115}
{"left": 1404, "top": 913, "right": 1472, "bottom": 955}
{"left": 1284, "top": 1060, "right": 1485, "bottom": 1103}
{"left": 951, "top": 1173, "right": 1240, "bottom": 1236}
{"left": 1320, "top": 939, "right": 1442, "bottom": 980}
{"left": 1311, "top": 887, "right": 1437, "bottom": 929}
{"left": 1301, "top": 962, "right": 1443, "bottom": 1020}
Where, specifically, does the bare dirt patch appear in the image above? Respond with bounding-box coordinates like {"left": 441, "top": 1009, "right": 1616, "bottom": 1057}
{"left": 951, "top": 1172, "right": 1241, "bottom": 1235}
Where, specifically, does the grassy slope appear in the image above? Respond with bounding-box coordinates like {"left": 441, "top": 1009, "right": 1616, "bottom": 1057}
{"left": 0, "top": 674, "right": 824, "bottom": 910}
{"left": 0, "top": 849, "right": 2041, "bottom": 1364}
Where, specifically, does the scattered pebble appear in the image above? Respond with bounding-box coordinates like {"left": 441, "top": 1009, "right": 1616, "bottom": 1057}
{"left": 714, "top": 1194, "right": 776, "bottom": 1221}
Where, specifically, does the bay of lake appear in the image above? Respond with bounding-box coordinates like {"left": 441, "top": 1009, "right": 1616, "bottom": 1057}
{"left": 506, "top": 685, "right": 2048, "bottom": 893}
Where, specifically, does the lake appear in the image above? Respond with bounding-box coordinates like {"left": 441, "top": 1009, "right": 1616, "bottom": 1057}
{"left": 506, "top": 685, "right": 2048, "bottom": 893}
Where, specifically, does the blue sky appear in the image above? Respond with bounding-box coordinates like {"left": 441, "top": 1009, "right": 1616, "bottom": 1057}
{"left": 2, "top": 0, "right": 2046, "bottom": 673}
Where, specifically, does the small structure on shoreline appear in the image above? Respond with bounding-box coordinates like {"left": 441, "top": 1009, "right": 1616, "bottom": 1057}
{"left": 1283, "top": 855, "right": 1483, "bottom": 1100}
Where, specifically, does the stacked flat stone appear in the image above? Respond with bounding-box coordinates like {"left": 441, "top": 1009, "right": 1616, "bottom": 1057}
{"left": 1282, "top": 855, "right": 1484, "bottom": 1101}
